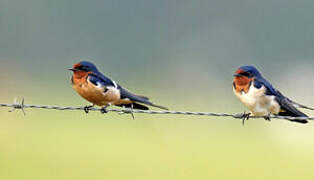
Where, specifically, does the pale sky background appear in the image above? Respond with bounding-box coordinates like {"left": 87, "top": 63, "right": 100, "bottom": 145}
{"left": 1, "top": 1, "right": 314, "bottom": 179}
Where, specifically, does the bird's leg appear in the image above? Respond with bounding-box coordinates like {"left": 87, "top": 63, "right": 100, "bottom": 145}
{"left": 100, "top": 105, "right": 109, "bottom": 114}
{"left": 84, "top": 104, "right": 94, "bottom": 114}
{"left": 264, "top": 113, "right": 271, "bottom": 121}
{"left": 241, "top": 112, "right": 251, "bottom": 126}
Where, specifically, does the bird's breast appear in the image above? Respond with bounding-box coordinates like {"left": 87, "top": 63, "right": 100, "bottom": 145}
{"left": 72, "top": 76, "right": 121, "bottom": 106}
{"left": 233, "top": 82, "right": 280, "bottom": 116}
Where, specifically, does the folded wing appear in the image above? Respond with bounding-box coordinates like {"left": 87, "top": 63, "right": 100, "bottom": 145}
{"left": 119, "top": 87, "right": 168, "bottom": 110}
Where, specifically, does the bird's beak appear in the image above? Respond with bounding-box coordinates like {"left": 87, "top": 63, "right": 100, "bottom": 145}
{"left": 68, "top": 68, "right": 77, "bottom": 72}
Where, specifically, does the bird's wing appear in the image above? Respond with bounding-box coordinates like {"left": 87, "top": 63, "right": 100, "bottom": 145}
{"left": 253, "top": 77, "right": 278, "bottom": 96}
{"left": 290, "top": 101, "right": 314, "bottom": 110}
{"left": 276, "top": 91, "right": 314, "bottom": 111}
{"left": 276, "top": 95, "right": 308, "bottom": 123}
{"left": 116, "top": 103, "right": 149, "bottom": 110}
{"left": 119, "top": 87, "right": 148, "bottom": 101}
{"left": 88, "top": 72, "right": 117, "bottom": 88}
{"left": 254, "top": 77, "right": 308, "bottom": 118}
{"left": 119, "top": 87, "right": 168, "bottom": 110}
{"left": 89, "top": 72, "right": 167, "bottom": 110}
{"left": 276, "top": 93, "right": 308, "bottom": 117}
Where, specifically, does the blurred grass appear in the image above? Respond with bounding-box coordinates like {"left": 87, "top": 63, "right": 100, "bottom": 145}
{"left": 1, "top": 93, "right": 314, "bottom": 179}
{"left": 1, "top": 63, "right": 314, "bottom": 179}
{"left": 1, "top": 61, "right": 314, "bottom": 179}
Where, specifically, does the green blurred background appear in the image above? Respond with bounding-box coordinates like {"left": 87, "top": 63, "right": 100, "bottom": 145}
{"left": 1, "top": 0, "right": 314, "bottom": 179}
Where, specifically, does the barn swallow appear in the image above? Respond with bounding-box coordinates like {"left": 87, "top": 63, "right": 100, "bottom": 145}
{"left": 69, "top": 61, "right": 167, "bottom": 114}
{"left": 233, "top": 65, "right": 313, "bottom": 124}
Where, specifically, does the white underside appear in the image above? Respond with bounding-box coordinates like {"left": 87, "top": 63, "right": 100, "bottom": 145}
{"left": 233, "top": 83, "right": 281, "bottom": 116}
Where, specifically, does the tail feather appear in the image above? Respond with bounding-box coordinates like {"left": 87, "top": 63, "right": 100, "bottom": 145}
{"left": 277, "top": 91, "right": 314, "bottom": 110}
{"left": 132, "top": 96, "right": 168, "bottom": 110}
{"left": 290, "top": 119, "right": 308, "bottom": 124}
{"left": 120, "top": 87, "right": 168, "bottom": 110}
{"left": 117, "top": 103, "right": 149, "bottom": 110}
{"left": 278, "top": 110, "right": 308, "bottom": 124}
{"left": 291, "top": 101, "right": 314, "bottom": 111}
{"left": 144, "top": 102, "right": 168, "bottom": 110}
{"left": 276, "top": 91, "right": 310, "bottom": 123}
{"left": 134, "top": 95, "right": 168, "bottom": 110}
{"left": 136, "top": 95, "right": 149, "bottom": 100}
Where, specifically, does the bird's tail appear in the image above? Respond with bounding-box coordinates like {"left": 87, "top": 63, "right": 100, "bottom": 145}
{"left": 117, "top": 103, "right": 149, "bottom": 110}
{"left": 120, "top": 87, "right": 168, "bottom": 110}
{"left": 290, "top": 119, "right": 308, "bottom": 124}
{"left": 292, "top": 101, "right": 314, "bottom": 111}
{"left": 132, "top": 94, "right": 168, "bottom": 110}
{"left": 145, "top": 102, "right": 168, "bottom": 110}
{"left": 291, "top": 120, "right": 308, "bottom": 124}
{"left": 277, "top": 91, "right": 314, "bottom": 110}
{"left": 278, "top": 111, "right": 308, "bottom": 124}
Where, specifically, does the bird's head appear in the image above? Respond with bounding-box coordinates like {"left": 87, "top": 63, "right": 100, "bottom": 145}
{"left": 233, "top": 65, "right": 261, "bottom": 86}
{"left": 69, "top": 61, "right": 98, "bottom": 73}
{"left": 69, "top": 61, "right": 99, "bottom": 78}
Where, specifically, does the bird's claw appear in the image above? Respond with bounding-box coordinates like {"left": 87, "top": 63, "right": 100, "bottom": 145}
{"left": 100, "top": 106, "right": 108, "bottom": 114}
{"left": 241, "top": 112, "right": 251, "bottom": 126}
{"left": 84, "top": 105, "right": 94, "bottom": 114}
{"left": 264, "top": 113, "right": 271, "bottom": 121}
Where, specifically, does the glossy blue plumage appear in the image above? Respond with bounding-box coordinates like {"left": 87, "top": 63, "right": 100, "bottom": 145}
{"left": 79, "top": 61, "right": 99, "bottom": 72}
{"left": 235, "top": 65, "right": 309, "bottom": 121}
{"left": 88, "top": 72, "right": 116, "bottom": 88}
{"left": 238, "top": 65, "right": 278, "bottom": 96}
{"left": 71, "top": 61, "right": 167, "bottom": 110}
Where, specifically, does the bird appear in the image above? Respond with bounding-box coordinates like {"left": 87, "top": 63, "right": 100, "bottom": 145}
{"left": 233, "top": 65, "right": 313, "bottom": 124}
{"left": 69, "top": 61, "right": 168, "bottom": 114}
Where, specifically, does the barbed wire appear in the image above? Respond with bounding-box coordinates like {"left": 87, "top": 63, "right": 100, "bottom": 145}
{"left": 0, "top": 98, "right": 313, "bottom": 123}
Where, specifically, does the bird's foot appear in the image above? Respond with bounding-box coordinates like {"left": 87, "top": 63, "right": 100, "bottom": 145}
{"left": 264, "top": 113, "right": 271, "bottom": 121}
{"left": 100, "top": 106, "right": 108, "bottom": 114}
{"left": 84, "top": 105, "right": 94, "bottom": 114}
{"left": 241, "top": 112, "right": 251, "bottom": 126}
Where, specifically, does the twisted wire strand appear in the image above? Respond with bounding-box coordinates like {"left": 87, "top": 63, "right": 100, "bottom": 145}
{"left": 0, "top": 98, "right": 313, "bottom": 121}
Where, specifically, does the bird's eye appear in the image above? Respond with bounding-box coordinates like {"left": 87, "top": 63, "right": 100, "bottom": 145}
{"left": 77, "top": 66, "right": 89, "bottom": 72}
{"left": 241, "top": 72, "right": 251, "bottom": 77}
{"left": 76, "top": 66, "right": 83, "bottom": 70}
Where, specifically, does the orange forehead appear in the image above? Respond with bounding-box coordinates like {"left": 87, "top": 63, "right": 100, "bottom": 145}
{"left": 235, "top": 69, "right": 244, "bottom": 74}
{"left": 73, "top": 63, "right": 81, "bottom": 68}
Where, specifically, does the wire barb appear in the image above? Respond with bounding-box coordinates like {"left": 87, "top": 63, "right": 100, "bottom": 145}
{"left": 0, "top": 98, "right": 314, "bottom": 122}
{"left": 8, "top": 98, "right": 26, "bottom": 115}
